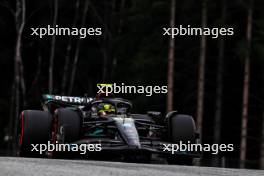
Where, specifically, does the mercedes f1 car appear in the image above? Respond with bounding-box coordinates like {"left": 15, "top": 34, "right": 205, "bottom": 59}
{"left": 17, "top": 94, "right": 200, "bottom": 165}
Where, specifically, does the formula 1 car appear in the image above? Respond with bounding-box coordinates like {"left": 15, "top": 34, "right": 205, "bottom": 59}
{"left": 17, "top": 94, "right": 200, "bottom": 165}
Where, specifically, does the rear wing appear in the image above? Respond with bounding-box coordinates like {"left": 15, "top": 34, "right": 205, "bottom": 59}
{"left": 42, "top": 94, "right": 94, "bottom": 105}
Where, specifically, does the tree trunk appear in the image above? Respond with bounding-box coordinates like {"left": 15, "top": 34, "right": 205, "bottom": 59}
{"left": 213, "top": 0, "right": 226, "bottom": 167}
{"left": 197, "top": 0, "right": 207, "bottom": 141}
{"left": 240, "top": 0, "right": 253, "bottom": 168}
{"left": 61, "top": 0, "right": 80, "bottom": 95}
{"left": 68, "top": 0, "right": 90, "bottom": 95}
{"left": 49, "top": 0, "right": 58, "bottom": 94}
{"left": 167, "top": 0, "right": 176, "bottom": 113}
{"left": 19, "top": 58, "right": 26, "bottom": 107}
{"left": 12, "top": 0, "right": 26, "bottom": 155}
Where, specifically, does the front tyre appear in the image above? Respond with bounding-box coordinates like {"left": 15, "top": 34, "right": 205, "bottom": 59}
{"left": 50, "top": 108, "right": 80, "bottom": 158}
{"left": 167, "top": 114, "right": 196, "bottom": 165}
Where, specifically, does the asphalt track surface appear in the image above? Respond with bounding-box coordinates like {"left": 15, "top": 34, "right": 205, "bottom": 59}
{"left": 0, "top": 157, "right": 264, "bottom": 176}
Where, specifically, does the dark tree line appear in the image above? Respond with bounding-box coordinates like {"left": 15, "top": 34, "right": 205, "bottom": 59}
{"left": 0, "top": 0, "right": 264, "bottom": 169}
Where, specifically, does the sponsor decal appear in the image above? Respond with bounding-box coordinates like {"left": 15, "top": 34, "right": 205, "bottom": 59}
{"left": 44, "top": 94, "right": 93, "bottom": 104}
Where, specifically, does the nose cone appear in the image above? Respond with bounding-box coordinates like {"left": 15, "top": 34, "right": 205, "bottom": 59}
{"left": 126, "top": 135, "right": 141, "bottom": 148}
{"left": 122, "top": 123, "right": 141, "bottom": 148}
{"left": 114, "top": 117, "right": 141, "bottom": 148}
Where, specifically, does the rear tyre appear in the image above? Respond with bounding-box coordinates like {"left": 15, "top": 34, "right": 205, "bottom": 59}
{"left": 50, "top": 108, "right": 80, "bottom": 158}
{"left": 167, "top": 114, "right": 196, "bottom": 165}
{"left": 18, "top": 110, "right": 52, "bottom": 157}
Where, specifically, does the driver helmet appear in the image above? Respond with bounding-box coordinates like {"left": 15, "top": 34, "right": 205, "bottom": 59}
{"left": 97, "top": 103, "right": 115, "bottom": 117}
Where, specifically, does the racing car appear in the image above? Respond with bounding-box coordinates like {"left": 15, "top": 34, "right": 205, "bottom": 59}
{"left": 17, "top": 93, "right": 200, "bottom": 165}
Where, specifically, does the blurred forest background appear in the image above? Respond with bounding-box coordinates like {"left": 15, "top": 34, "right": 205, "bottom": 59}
{"left": 0, "top": 0, "right": 264, "bottom": 169}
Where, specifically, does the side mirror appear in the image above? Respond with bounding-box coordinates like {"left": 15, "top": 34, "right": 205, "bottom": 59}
{"left": 165, "top": 111, "right": 178, "bottom": 121}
